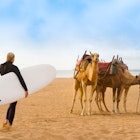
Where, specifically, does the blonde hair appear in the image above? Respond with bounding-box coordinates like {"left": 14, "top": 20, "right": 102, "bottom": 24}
{"left": 6, "top": 52, "right": 15, "bottom": 62}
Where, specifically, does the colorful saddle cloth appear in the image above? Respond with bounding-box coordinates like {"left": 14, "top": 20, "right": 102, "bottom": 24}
{"left": 98, "top": 62, "right": 111, "bottom": 73}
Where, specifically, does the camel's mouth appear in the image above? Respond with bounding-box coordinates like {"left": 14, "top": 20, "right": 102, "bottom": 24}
{"left": 94, "top": 57, "right": 99, "bottom": 62}
{"left": 134, "top": 75, "right": 140, "bottom": 84}
{"left": 96, "top": 58, "right": 99, "bottom": 61}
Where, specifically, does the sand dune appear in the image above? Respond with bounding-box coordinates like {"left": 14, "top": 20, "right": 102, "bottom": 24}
{"left": 0, "top": 78, "right": 140, "bottom": 140}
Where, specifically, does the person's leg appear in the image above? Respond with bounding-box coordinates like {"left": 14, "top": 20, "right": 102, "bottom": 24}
{"left": 6, "top": 101, "right": 17, "bottom": 125}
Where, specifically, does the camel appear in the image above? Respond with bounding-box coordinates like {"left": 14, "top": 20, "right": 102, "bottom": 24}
{"left": 70, "top": 52, "right": 99, "bottom": 115}
{"left": 70, "top": 54, "right": 118, "bottom": 114}
{"left": 113, "top": 69, "right": 140, "bottom": 113}
{"left": 97, "top": 60, "right": 140, "bottom": 113}
{"left": 71, "top": 55, "right": 140, "bottom": 114}
{"left": 96, "top": 62, "right": 122, "bottom": 113}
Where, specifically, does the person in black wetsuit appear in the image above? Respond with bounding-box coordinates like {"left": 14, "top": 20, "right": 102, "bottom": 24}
{"left": 0, "top": 52, "right": 28, "bottom": 128}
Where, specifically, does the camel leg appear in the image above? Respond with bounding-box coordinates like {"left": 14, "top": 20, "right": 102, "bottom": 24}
{"left": 70, "top": 90, "right": 77, "bottom": 113}
{"left": 96, "top": 91, "right": 105, "bottom": 112}
{"left": 97, "top": 89, "right": 108, "bottom": 113}
{"left": 97, "top": 86, "right": 108, "bottom": 112}
{"left": 70, "top": 80, "right": 79, "bottom": 113}
{"left": 95, "top": 91, "right": 100, "bottom": 111}
{"left": 101, "top": 88, "right": 109, "bottom": 112}
{"left": 81, "top": 82, "right": 87, "bottom": 116}
{"left": 98, "top": 91, "right": 104, "bottom": 112}
{"left": 123, "top": 87, "right": 129, "bottom": 113}
{"left": 112, "top": 88, "right": 117, "bottom": 113}
{"left": 116, "top": 88, "right": 121, "bottom": 113}
{"left": 95, "top": 87, "right": 104, "bottom": 112}
{"left": 88, "top": 85, "right": 96, "bottom": 115}
{"left": 79, "top": 87, "right": 83, "bottom": 109}
{"left": 116, "top": 87, "right": 124, "bottom": 113}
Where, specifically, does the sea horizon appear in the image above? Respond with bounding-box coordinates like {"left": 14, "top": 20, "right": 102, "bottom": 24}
{"left": 56, "top": 69, "right": 140, "bottom": 78}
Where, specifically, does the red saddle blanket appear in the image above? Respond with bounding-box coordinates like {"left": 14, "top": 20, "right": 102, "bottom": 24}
{"left": 98, "top": 62, "right": 111, "bottom": 72}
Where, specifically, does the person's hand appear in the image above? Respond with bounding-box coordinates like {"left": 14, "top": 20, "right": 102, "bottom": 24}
{"left": 25, "top": 91, "right": 28, "bottom": 98}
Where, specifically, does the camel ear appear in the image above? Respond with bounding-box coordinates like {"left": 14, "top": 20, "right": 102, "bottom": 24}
{"left": 90, "top": 51, "right": 92, "bottom": 55}
{"left": 136, "top": 75, "right": 138, "bottom": 78}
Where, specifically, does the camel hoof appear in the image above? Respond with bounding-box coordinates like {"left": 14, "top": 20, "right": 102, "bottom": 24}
{"left": 80, "top": 113, "right": 85, "bottom": 116}
{"left": 87, "top": 112, "right": 92, "bottom": 116}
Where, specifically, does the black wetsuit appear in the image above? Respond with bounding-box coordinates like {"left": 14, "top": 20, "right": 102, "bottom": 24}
{"left": 0, "top": 61, "right": 28, "bottom": 125}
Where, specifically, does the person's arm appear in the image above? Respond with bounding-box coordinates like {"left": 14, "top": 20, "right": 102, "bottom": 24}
{"left": 0, "top": 65, "right": 1, "bottom": 74}
{"left": 0, "top": 64, "right": 5, "bottom": 75}
{"left": 13, "top": 66, "right": 28, "bottom": 97}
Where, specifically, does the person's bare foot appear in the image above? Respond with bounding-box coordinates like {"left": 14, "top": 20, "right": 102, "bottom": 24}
{"left": 2, "top": 120, "right": 11, "bottom": 130}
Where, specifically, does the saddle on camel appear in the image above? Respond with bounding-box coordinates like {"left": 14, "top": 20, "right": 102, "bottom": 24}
{"left": 74, "top": 51, "right": 119, "bottom": 78}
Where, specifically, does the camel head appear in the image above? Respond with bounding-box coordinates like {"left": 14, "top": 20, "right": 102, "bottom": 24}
{"left": 90, "top": 52, "right": 99, "bottom": 63}
{"left": 122, "top": 72, "right": 140, "bottom": 85}
{"left": 135, "top": 74, "right": 140, "bottom": 84}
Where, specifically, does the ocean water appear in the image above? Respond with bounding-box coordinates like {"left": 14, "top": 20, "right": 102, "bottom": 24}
{"left": 56, "top": 69, "right": 140, "bottom": 78}
{"left": 56, "top": 70, "right": 74, "bottom": 78}
{"left": 131, "top": 70, "right": 140, "bottom": 76}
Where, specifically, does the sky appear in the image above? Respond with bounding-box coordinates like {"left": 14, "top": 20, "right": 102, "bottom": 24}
{"left": 0, "top": 0, "right": 140, "bottom": 70}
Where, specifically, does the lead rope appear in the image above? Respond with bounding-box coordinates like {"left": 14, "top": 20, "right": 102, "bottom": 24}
{"left": 136, "top": 84, "right": 140, "bottom": 113}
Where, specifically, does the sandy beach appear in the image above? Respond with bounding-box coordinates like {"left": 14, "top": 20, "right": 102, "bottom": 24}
{"left": 0, "top": 78, "right": 140, "bottom": 140}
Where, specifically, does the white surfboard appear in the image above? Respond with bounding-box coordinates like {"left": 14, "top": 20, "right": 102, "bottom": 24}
{"left": 0, "top": 64, "right": 56, "bottom": 105}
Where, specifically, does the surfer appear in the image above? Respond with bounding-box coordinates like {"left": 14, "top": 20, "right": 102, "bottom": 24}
{"left": 0, "top": 52, "right": 28, "bottom": 129}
